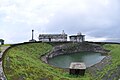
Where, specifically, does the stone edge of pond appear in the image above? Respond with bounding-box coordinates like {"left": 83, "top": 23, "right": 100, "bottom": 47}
{"left": 88, "top": 55, "right": 120, "bottom": 79}
{"left": 41, "top": 43, "right": 117, "bottom": 79}
{"left": 41, "top": 45, "right": 112, "bottom": 79}
{"left": 41, "top": 43, "right": 108, "bottom": 64}
{"left": 0, "top": 46, "right": 10, "bottom": 80}
{"left": 87, "top": 55, "right": 112, "bottom": 78}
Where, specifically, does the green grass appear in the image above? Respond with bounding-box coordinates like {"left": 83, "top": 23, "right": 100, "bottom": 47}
{"left": 3, "top": 43, "right": 92, "bottom": 80}
{"left": 3, "top": 43, "right": 120, "bottom": 80}
{"left": 95, "top": 44, "right": 120, "bottom": 79}
{"left": 2, "top": 44, "right": 11, "bottom": 46}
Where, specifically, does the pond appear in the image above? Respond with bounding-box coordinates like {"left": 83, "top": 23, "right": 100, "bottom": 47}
{"left": 48, "top": 52, "right": 105, "bottom": 68}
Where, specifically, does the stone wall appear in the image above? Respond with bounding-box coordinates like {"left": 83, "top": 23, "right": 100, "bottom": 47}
{"left": 41, "top": 42, "right": 108, "bottom": 63}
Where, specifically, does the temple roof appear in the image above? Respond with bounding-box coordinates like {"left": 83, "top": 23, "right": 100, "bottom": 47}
{"left": 69, "top": 35, "right": 85, "bottom": 37}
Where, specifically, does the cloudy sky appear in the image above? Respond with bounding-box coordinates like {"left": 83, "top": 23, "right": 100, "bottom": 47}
{"left": 0, "top": 0, "right": 120, "bottom": 43}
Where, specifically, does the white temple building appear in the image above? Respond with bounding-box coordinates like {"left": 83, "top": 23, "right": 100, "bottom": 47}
{"left": 69, "top": 32, "right": 85, "bottom": 42}
{"left": 38, "top": 30, "right": 67, "bottom": 42}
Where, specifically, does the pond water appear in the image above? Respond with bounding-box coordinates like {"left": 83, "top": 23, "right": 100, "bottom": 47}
{"left": 48, "top": 52, "right": 105, "bottom": 68}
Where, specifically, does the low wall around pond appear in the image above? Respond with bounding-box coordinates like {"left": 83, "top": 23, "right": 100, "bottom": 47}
{"left": 41, "top": 42, "right": 109, "bottom": 63}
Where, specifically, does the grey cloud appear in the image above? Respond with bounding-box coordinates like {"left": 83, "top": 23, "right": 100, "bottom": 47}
{"left": 1, "top": 0, "right": 120, "bottom": 43}
{"left": 40, "top": 0, "right": 120, "bottom": 42}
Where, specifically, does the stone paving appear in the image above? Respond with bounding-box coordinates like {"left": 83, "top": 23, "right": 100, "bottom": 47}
{"left": 0, "top": 46, "right": 10, "bottom": 80}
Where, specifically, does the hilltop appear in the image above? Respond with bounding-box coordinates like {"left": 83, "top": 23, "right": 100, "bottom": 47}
{"left": 1, "top": 42, "right": 120, "bottom": 80}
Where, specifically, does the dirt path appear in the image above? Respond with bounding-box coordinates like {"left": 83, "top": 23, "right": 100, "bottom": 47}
{"left": 0, "top": 46, "right": 10, "bottom": 80}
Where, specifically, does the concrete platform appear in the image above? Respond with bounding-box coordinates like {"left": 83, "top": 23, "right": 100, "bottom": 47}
{"left": 69, "top": 62, "right": 86, "bottom": 75}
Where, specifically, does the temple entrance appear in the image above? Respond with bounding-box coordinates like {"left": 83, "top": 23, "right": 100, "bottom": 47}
{"left": 49, "top": 38, "right": 51, "bottom": 42}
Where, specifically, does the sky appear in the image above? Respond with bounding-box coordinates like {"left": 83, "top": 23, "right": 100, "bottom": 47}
{"left": 0, "top": 0, "right": 120, "bottom": 43}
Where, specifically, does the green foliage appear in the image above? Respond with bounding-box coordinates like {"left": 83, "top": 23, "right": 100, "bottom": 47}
{"left": 3, "top": 43, "right": 92, "bottom": 80}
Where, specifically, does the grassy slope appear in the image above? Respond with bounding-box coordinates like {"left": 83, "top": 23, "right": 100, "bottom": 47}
{"left": 3, "top": 43, "right": 91, "bottom": 80}
{"left": 96, "top": 44, "right": 120, "bottom": 79}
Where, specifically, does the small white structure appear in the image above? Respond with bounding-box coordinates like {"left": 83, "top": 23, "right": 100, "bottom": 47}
{"left": 69, "top": 62, "right": 86, "bottom": 75}
{"left": 69, "top": 32, "right": 85, "bottom": 42}
{"left": 38, "top": 30, "right": 67, "bottom": 42}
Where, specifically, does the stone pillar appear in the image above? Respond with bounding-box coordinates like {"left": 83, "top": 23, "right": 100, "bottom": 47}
{"left": 32, "top": 30, "right": 34, "bottom": 40}
{"left": 82, "top": 35, "right": 85, "bottom": 42}
{"left": 62, "top": 30, "right": 65, "bottom": 41}
{"left": 29, "top": 30, "right": 36, "bottom": 42}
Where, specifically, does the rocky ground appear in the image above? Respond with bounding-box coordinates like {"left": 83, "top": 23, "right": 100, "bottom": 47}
{"left": 87, "top": 56, "right": 112, "bottom": 79}
{"left": 88, "top": 55, "right": 120, "bottom": 80}
{"left": 102, "top": 65, "right": 120, "bottom": 80}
